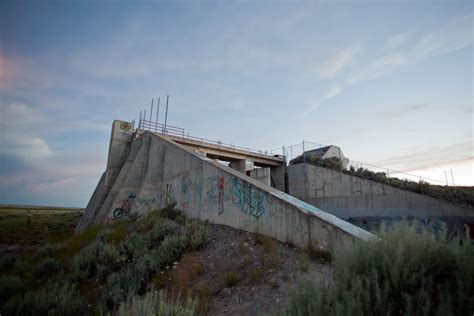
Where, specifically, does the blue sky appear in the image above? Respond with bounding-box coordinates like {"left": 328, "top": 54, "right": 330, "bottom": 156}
{"left": 1, "top": 0, "right": 472, "bottom": 207}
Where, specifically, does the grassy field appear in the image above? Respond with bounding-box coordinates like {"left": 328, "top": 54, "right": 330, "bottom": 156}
{"left": 0, "top": 204, "right": 208, "bottom": 315}
{"left": 0, "top": 205, "right": 83, "bottom": 244}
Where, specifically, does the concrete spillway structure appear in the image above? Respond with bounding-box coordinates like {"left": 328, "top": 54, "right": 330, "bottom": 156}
{"left": 77, "top": 120, "right": 375, "bottom": 252}
{"left": 273, "top": 162, "right": 474, "bottom": 236}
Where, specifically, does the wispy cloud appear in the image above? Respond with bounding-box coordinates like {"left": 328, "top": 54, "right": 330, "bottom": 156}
{"left": 314, "top": 47, "right": 359, "bottom": 79}
{"left": 348, "top": 53, "right": 407, "bottom": 83}
{"left": 379, "top": 103, "right": 431, "bottom": 119}
{"left": 304, "top": 83, "right": 343, "bottom": 115}
{"left": 412, "top": 13, "right": 473, "bottom": 58}
{"left": 386, "top": 32, "right": 411, "bottom": 50}
{"left": 370, "top": 140, "right": 474, "bottom": 172}
{"left": 348, "top": 13, "right": 473, "bottom": 84}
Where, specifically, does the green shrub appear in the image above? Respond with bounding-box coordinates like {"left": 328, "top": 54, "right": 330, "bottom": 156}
{"left": 122, "top": 232, "right": 150, "bottom": 259}
{"left": 103, "top": 269, "right": 142, "bottom": 311}
{"left": 108, "top": 221, "right": 129, "bottom": 242}
{"left": 146, "top": 222, "right": 175, "bottom": 245}
{"left": 286, "top": 223, "right": 474, "bottom": 316}
{"left": 34, "top": 257, "right": 62, "bottom": 279}
{"left": 3, "top": 281, "right": 86, "bottom": 315}
{"left": 0, "top": 275, "right": 26, "bottom": 305}
{"left": 0, "top": 253, "right": 20, "bottom": 270}
{"left": 38, "top": 242, "right": 67, "bottom": 258}
{"left": 184, "top": 220, "right": 209, "bottom": 250}
{"left": 159, "top": 235, "right": 187, "bottom": 266}
{"left": 159, "top": 203, "right": 186, "bottom": 224}
{"left": 117, "top": 290, "right": 197, "bottom": 316}
{"left": 70, "top": 240, "right": 104, "bottom": 280}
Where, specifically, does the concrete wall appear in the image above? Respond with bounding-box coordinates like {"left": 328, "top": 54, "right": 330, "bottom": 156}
{"left": 285, "top": 163, "right": 473, "bottom": 221}
{"left": 78, "top": 129, "right": 376, "bottom": 252}
{"left": 249, "top": 167, "right": 271, "bottom": 186}
{"left": 76, "top": 120, "right": 133, "bottom": 231}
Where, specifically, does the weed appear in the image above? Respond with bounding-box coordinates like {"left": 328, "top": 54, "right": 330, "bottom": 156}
{"left": 299, "top": 253, "right": 309, "bottom": 272}
{"left": 158, "top": 203, "right": 187, "bottom": 225}
{"left": 34, "top": 257, "right": 62, "bottom": 279}
{"left": 0, "top": 275, "right": 26, "bottom": 305}
{"left": 254, "top": 233, "right": 276, "bottom": 253}
{"left": 184, "top": 220, "right": 209, "bottom": 250}
{"left": 70, "top": 240, "right": 104, "bottom": 280}
{"left": 3, "top": 281, "right": 87, "bottom": 315}
{"left": 0, "top": 253, "right": 20, "bottom": 270}
{"left": 38, "top": 242, "right": 67, "bottom": 258}
{"left": 117, "top": 290, "right": 196, "bottom": 316}
{"left": 108, "top": 221, "right": 129, "bottom": 243}
{"left": 224, "top": 271, "right": 239, "bottom": 287}
{"left": 305, "top": 246, "right": 332, "bottom": 263}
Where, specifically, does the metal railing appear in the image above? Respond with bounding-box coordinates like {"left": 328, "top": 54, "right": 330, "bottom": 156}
{"left": 137, "top": 118, "right": 279, "bottom": 159}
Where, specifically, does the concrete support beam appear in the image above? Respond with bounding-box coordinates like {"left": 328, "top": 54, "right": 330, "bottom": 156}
{"left": 228, "top": 159, "right": 255, "bottom": 173}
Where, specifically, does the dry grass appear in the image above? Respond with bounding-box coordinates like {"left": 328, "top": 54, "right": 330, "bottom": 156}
{"left": 224, "top": 270, "right": 239, "bottom": 287}
{"left": 0, "top": 208, "right": 82, "bottom": 244}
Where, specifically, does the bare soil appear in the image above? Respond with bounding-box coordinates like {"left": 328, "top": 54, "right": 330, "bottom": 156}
{"left": 162, "top": 224, "right": 332, "bottom": 315}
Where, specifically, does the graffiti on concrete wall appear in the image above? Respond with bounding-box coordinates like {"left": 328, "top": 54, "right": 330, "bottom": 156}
{"left": 165, "top": 183, "right": 175, "bottom": 204}
{"left": 179, "top": 172, "right": 201, "bottom": 209}
{"left": 113, "top": 193, "right": 136, "bottom": 218}
{"left": 206, "top": 174, "right": 225, "bottom": 215}
{"left": 231, "top": 176, "right": 266, "bottom": 219}
{"left": 118, "top": 122, "right": 133, "bottom": 137}
{"left": 136, "top": 196, "right": 160, "bottom": 207}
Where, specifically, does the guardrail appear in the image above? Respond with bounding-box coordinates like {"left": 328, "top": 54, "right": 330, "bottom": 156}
{"left": 137, "top": 119, "right": 279, "bottom": 158}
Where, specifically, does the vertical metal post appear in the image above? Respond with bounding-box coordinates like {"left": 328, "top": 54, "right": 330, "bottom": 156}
{"left": 150, "top": 99, "right": 154, "bottom": 121}
{"left": 450, "top": 169, "right": 455, "bottom": 186}
{"left": 302, "top": 140, "right": 305, "bottom": 163}
{"left": 139, "top": 110, "right": 142, "bottom": 129}
{"left": 444, "top": 171, "right": 449, "bottom": 185}
{"left": 164, "top": 94, "right": 169, "bottom": 134}
{"left": 156, "top": 98, "right": 160, "bottom": 127}
{"left": 338, "top": 146, "right": 342, "bottom": 182}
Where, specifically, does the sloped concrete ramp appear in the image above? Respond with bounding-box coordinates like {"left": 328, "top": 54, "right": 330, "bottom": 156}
{"left": 77, "top": 120, "right": 375, "bottom": 252}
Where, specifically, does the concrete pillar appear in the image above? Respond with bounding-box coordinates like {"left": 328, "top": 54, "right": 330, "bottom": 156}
{"left": 106, "top": 120, "right": 134, "bottom": 186}
{"left": 249, "top": 167, "right": 271, "bottom": 186}
{"left": 228, "top": 159, "right": 254, "bottom": 173}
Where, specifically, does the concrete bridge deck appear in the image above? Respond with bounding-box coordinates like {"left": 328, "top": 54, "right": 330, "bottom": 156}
{"left": 161, "top": 134, "right": 285, "bottom": 167}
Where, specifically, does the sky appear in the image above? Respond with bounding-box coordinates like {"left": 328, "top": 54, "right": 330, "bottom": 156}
{"left": 0, "top": 0, "right": 473, "bottom": 207}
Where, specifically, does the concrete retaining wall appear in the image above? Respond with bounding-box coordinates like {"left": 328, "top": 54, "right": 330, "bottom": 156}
{"left": 284, "top": 163, "right": 473, "bottom": 221}
{"left": 78, "top": 124, "right": 375, "bottom": 252}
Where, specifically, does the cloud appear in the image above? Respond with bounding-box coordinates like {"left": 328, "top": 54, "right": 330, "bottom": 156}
{"left": 348, "top": 53, "right": 407, "bottom": 83}
{"left": 0, "top": 134, "right": 54, "bottom": 164}
{"left": 348, "top": 14, "right": 473, "bottom": 85}
{"left": 380, "top": 103, "right": 431, "bottom": 119}
{"left": 304, "top": 83, "right": 343, "bottom": 115}
{"left": 314, "top": 47, "right": 358, "bottom": 79}
{"left": 413, "top": 13, "right": 473, "bottom": 58}
{"left": 370, "top": 140, "right": 474, "bottom": 172}
{"left": 386, "top": 32, "right": 411, "bottom": 49}
{"left": 1, "top": 102, "right": 39, "bottom": 125}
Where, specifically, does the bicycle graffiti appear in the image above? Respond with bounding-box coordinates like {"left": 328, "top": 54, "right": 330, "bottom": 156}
{"left": 113, "top": 193, "right": 136, "bottom": 219}
{"left": 231, "top": 176, "right": 266, "bottom": 219}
